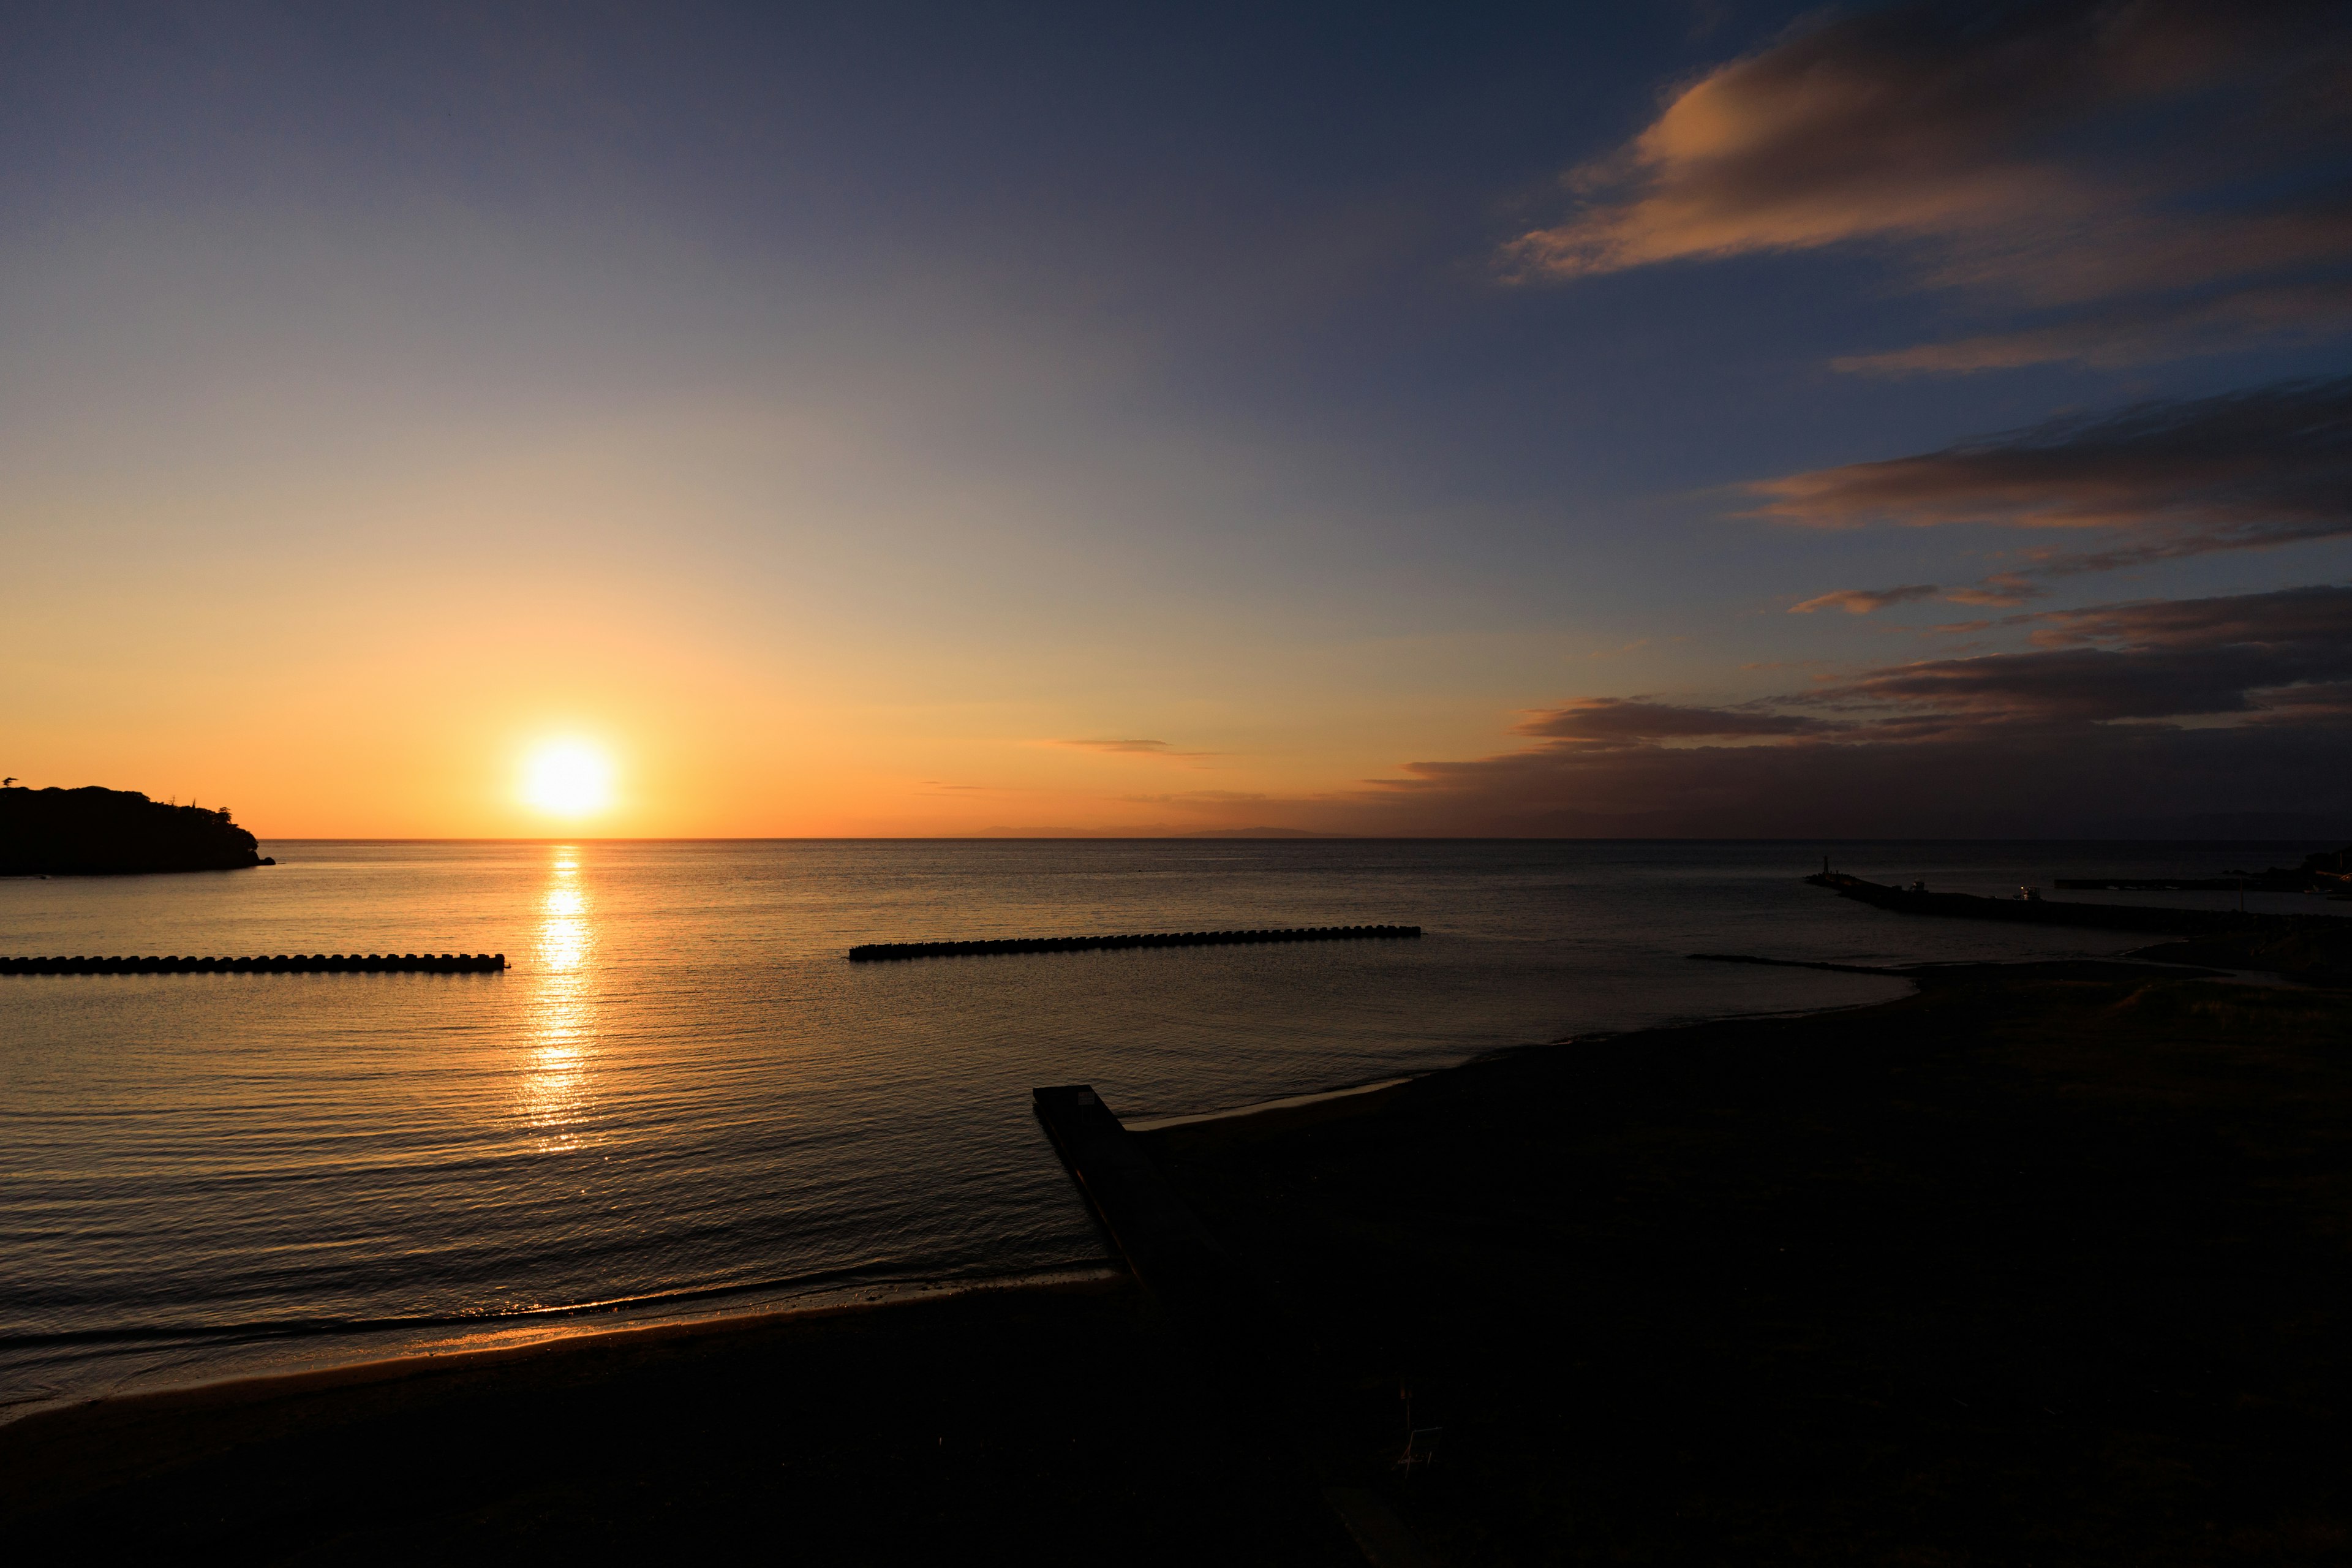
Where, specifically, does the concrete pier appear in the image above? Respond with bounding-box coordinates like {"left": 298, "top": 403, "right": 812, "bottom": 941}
{"left": 1031, "top": 1085, "right": 1246, "bottom": 1328}
{"left": 1807, "top": 870, "right": 2278, "bottom": 935}
{"left": 1030, "top": 1083, "right": 1439, "bottom": 1567}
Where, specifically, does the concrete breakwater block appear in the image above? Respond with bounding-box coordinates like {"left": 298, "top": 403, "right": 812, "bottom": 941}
{"left": 848, "top": 924, "right": 1422, "bottom": 962}
{"left": 0, "top": 952, "right": 508, "bottom": 974}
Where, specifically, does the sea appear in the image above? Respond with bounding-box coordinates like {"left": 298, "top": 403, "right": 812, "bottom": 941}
{"left": 1, "top": 838, "right": 2338, "bottom": 1420}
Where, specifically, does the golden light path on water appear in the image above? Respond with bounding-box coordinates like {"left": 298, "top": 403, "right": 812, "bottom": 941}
{"left": 519, "top": 846, "right": 598, "bottom": 1151}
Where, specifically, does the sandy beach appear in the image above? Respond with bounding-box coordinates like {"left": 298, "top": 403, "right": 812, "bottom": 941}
{"left": 0, "top": 1276, "right": 1361, "bottom": 1563}
{"left": 9, "top": 958, "right": 2350, "bottom": 1562}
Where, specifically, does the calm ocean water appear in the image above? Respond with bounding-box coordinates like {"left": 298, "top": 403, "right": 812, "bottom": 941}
{"left": 1, "top": 839, "right": 2335, "bottom": 1417}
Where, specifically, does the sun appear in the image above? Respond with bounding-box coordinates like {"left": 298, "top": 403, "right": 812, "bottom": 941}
{"left": 521, "top": 741, "right": 617, "bottom": 818}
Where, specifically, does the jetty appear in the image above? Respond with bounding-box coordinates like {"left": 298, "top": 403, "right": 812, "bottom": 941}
{"left": 1806, "top": 872, "right": 2351, "bottom": 984}
{"left": 849, "top": 924, "right": 1420, "bottom": 962}
{"left": 1804, "top": 871, "right": 2260, "bottom": 937}
{"left": 1, "top": 952, "right": 507, "bottom": 975}
{"left": 2056, "top": 842, "right": 2351, "bottom": 896}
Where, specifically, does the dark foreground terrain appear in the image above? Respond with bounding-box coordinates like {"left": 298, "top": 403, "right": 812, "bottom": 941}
{"left": 6, "top": 961, "right": 2348, "bottom": 1562}
{"left": 1146, "top": 962, "right": 2352, "bottom": 1564}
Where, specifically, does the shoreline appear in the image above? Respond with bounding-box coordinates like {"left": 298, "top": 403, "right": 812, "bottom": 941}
{"left": 2, "top": 952, "right": 1924, "bottom": 1422}
{"left": 3, "top": 929, "right": 2275, "bottom": 1428}
{"left": 0, "top": 1268, "right": 1362, "bottom": 1562}
{"left": 0, "top": 946, "right": 2105, "bottom": 1426}
{"left": 1120, "top": 1076, "right": 1414, "bottom": 1133}
{"left": 4, "top": 965, "right": 1955, "bottom": 1441}
{"left": 0, "top": 1267, "right": 1121, "bottom": 1430}
{"left": 0, "top": 1263, "right": 1122, "bottom": 1431}
{"left": 8, "top": 958, "right": 2349, "bottom": 1559}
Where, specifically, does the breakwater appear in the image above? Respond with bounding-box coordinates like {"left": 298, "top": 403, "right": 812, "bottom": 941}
{"left": 1, "top": 952, "right": 507, "bottom": 974}
{"left": 1806, "top": 872, "right": 2352, "bottom": 985}
{"left": 848, "top": 924, "right": 1422, "bottom": 962}
{"left": 1805, "top": 872, "right": 2255, "bottom": 935}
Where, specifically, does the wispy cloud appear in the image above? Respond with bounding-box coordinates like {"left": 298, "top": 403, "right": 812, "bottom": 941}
{"left": 1942, "top": 572, "right": 2045, "bottom": 607}
{"left": 1800, "top": 584, "right": 2352, "bottom": 726}
{"left": 1054, "top": 737, "right": 1221, "bottom": 761}
{"left": 1790, "top": 583, "right": 1940, "bottom": 615}
{"left": 2027, "top": 582, "right": 2352, "bottom": 652}
{"left": 1515, "top": 697, "right": 1841, "bottom": 745}
{"left": 1750, "top": 379, "right": 2352, "bottom": 576}
{"left": 1836, "top": 277, "right": 2352, "bottom": 375}
{"left": 1504, "top": 1, "right": 2352, "bottom": 370}
{"left": 1119, "top": 789, "right": 1271, "bottom": 805}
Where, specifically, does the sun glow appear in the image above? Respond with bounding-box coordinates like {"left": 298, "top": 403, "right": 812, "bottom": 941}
{"left": 521, "top": 742, "right": 617, "bottom": 818}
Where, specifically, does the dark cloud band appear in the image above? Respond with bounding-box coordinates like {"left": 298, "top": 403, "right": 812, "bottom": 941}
{"left": 1210, "top": 584, "right": 2352, "bottom": 835}
{"left": 1755, "top": 378, "right": 2352, "bottom": 571}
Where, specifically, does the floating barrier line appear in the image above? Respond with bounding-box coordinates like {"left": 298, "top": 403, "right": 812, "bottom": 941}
{"left": 848, "top": 924, "right": 1420, "bottom": 962}
{"left": 0, "top": 952, "right": 507, "bottom": 975}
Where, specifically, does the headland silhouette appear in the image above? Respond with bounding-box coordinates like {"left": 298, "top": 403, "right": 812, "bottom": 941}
{"left": 0, "top": 785, "right": 273, "bottom": 876}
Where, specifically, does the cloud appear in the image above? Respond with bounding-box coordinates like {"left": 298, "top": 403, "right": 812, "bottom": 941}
{"left": 2026, "top": 582, "right": 2352, "bottom": 652}
{"left": 1787, "top": 577, "right": 2046, "bottom": 614}
{"left": 1516, "top": 697, "right": 1841, "bottom": 744}
{"left": 1822, "top": 647, "right": 2303, "bottom": 726}
{"left": 1120, "top": 789, "right": 1270, "bottom": 805}
{"left": 1504, "top": 1, "right": 2352, "bottom": 369}
{"left": 1055, "top": 737, "right": 1218, "bottom": 758}
{"left": 1191, "top": 584, "right": 2352, "bottom": 835}
{"left": 1790, "top": 583, "right": 1940, "bottom": 614}
{"left": 2251, "top": 679, "right": 2352, "bottom": 718}
{"left": 1749, "top": 379, "right": 2352, "bottom": 573}
{"left": 1835, "top": 277, "right": 2352, "bottom": 375}
{"left": 1942, "top": 572, "right": 2045, "bottom": 607}
{"left": 1801, "top": 584, "right": 2352, "bottom": 726}
{"left": 1338, "top": 718, "right": 2352, "bottom": 837}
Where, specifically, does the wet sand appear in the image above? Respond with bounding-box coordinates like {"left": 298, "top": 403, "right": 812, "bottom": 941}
{"left": 7, "top": 959, "right": 2349, "bottom": 1562}
{"left": 0, "top": 1278, "right": 1360, "bottom": 1564}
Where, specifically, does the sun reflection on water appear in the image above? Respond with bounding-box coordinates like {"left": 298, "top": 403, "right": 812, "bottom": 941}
{"left": 520, "top": 846, "right": 599, "bottom": 1150}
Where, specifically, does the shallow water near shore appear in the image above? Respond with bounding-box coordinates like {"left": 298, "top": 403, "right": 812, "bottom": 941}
{"left": 0, "top": 838, "right": 2335, "bottom": 1415}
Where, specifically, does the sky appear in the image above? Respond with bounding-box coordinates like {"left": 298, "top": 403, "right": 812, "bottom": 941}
{"left": 4, "top": 0, "right": 2349, "bottom": 837}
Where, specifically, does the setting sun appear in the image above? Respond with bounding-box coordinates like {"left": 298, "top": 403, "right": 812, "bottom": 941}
{"left": 521, "top": 741, "right": 616, "bottom": 818}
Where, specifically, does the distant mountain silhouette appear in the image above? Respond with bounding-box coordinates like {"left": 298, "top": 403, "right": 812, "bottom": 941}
{"left": 0, "top": 786, "right": 271, "bottom": 875}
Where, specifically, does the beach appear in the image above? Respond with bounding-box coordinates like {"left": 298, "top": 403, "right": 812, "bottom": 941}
{"left": 9, "top": 957, "right": 2349, "bottom": 1562}
{"left": 0, "top": 1277, "right": 1363, "bottom": 1563}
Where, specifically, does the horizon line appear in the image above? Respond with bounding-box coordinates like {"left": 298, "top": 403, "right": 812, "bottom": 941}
{"left": 234, "top": 834, "right": 2344, "bottom": 845}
